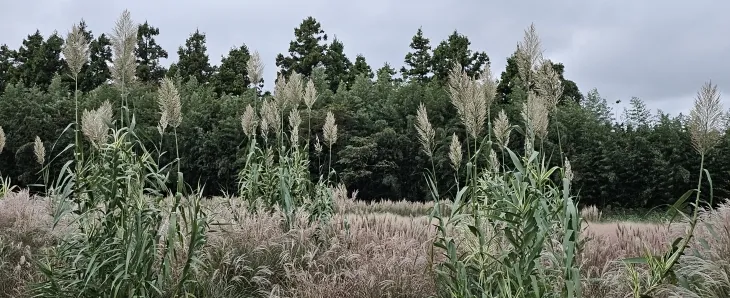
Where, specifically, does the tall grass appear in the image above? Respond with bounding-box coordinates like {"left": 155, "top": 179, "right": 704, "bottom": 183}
{"left": 30, "top": 11, "right": 208, "bottom": 297}
{"left": 420, "top": 24, "right": 581, "bottom": 297}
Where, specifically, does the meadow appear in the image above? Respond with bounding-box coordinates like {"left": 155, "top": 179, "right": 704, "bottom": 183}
{"left": 1, "top": 9, "right": 729, "bottom": 298}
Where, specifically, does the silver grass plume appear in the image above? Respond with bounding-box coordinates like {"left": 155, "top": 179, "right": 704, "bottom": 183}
{"left": 314, "top": 135, "right": 323, "bottom": 154}
{"left": 273, "top": 74, "right": 288, "bottom": 110}
{"left": 478, "top": 63, "right": 497, "bottom": 111}
{"left": 34, "top": 136, "right": 45, "bottom": 165}
{"left": 689, "top": 81, "right": 724, "bottom": 155}
{"left": 110, "top": 10, "right": 138, "bottom": 90}
{"left": 157, "top": 112, "right": 168, "bottom": 135}
{"left": 516, "top": 23, "right": 543, "bottom": 88}
{"left": 323, "top": 111, "right": 338, "bottom": 147}
{"left": 289, "top": 108, "right": 302, "bottom": 146}
{"left": 261, "top": 99, "right": 280, "bottom": 137}
{"left": 304, "top": 80, "right": 318, "bottom": 110}
{"left": 259, "top": 104, "right": 270, "bottom": 138}
{"left": 241, "top": 104, "right": 258, "bottom": 139}
{"left": 82, "top": 101, "right": 113, "bottom": 147}
{"left": 286, "top": 71, "right": 304, "bottom": 108}
{"left": 449, "top": 133, "right": 462, "bottom": 171}
{"left": 536, "top": 60, "right": 563, "bottom": 111}
{"left": 522, "top": 92, "right": 550, "bottom": 140}
{"left": 157, "top": 77, "right": 182, "bottom": 129}
{"left": 415, "top": 102, "right": 435, "bottom": 157}
{"left": 246, "top": 51, "right": 264, "bottom": 88}
{"left": 493, "top": 109, "right": 512, "bottom": 148}
{"left": 564, "top": 157, "right": 574, "bottom": 183}
{"left": 62, "top": 24, "right": 90, "bottom": 79}
{"left": 0, "top": 126, "right": 5, "bottom": 154}
{"left": 447, "top": 62, "right": 470, "bottom": 118}
{"left": 447, "top": 63, "right": 487, "bottom": 139}
{"left": 489, "top": 148, "right": 500, "bottom": 173}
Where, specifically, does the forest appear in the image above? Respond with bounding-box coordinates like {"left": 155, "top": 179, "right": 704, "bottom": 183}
{"left": 0, "top": 14, "right": 724, "bottom": 210}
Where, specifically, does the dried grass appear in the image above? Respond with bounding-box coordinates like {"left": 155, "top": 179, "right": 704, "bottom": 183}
{"left": 5, "top": 188, "right": 730, "bottom": 298}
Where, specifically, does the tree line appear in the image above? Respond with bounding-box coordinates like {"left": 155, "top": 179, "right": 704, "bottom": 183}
{"left": 0, "top": 16, "right": 727, "bottom": 209}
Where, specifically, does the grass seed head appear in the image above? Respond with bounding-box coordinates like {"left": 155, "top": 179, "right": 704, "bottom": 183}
{"left": 62, "top": 23, "right": 90, "bottom": 79}
{"left": 314, "top": 135, "right": 323, "bottom": 154}
{"left": 246, "top": 50, "right": 264, "bottom": 88}
{"left": 493, "top": 109, "right": 512, "bottom": 148}
{"left": 323, "top": 111, "right": 338, "bottom": 147}
{"left": 415, "top": 102, "right": 435, "bottom": 157}
{"left": 286, "top": 71, "right": 304, "bottom": 108}
{"left": 516, "top": 23, "right": 543, "bottom": 87}
{"left": 82, "top": 101, "right": 113, "bottom": 147}
{"left": 33, "top": 136, "right": 44, "bottom": 165}
{"left": 262, "top": 99, "right": 281, "bottom": 137}
{"left": 449, "top": 133, "right": 462, "bottom": 171}
{"left": 564, "top": 157, "right": 574, "bottom": 182}
{"left": 522, "top": 92, "right": 550, "bottom": 140}
{"left": 158, "top": 77, "right": 182, "bottom": 128}
{"left": 489, "top": 148, "right": 499, "bottom": 172}
{"left": 447, "top": 63, "right": 487, "bottom": 139}
{"left": 241, "top": 104, "right": 258, "bottom": 139}
{"left": 289, "top": 108, "right": 302, "bottom": 146}
{"left": 0, "top": 126, "right": 5, "bottom": 154}
{"left": 110, "top": 10, "right": 138, "bottom": 89}
{"left": 536, "top": 60, "right": 563, "bottom": 110}
{"left": 304, "top": 79, "right": 318, "bottom": 110}
{"left": 273, "top": 74, "right": 288, "bottom": 110}
{"left": 690, "top": 80, "right": 724, "bottom": 155}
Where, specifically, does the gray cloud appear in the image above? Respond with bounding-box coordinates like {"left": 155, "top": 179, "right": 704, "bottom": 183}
{"left": 2, "top": 0, "right": 728, "bottom": 116}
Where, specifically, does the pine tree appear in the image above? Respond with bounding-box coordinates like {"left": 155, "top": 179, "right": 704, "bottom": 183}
{"left": 0, "top": 44, "right": 16, "bottom": 93}
{"left": 275, "top": 16, "right": 328, "bottom": 78}
{"left": 135, "top": 21, "right": 168, "bottom": 84}
{"left": 352, "top": 54, "right": 373, "bottom": 80}
{"left": 323, "top": 37, "right": 352, "bottom": 92}
{"left": 400, "top": 27, "right": 432, "bottom": 83}
{"left": 431, "top": 30, "right": 489, "bottom": 83}
{"left": 376, "top": 62, "right": 398, "bottom": 84}
{"left": 175, "top": 29, "right": 214, "bottom": 84}
{"left": 212, "top": 44, "right": 252, "bottom": 96}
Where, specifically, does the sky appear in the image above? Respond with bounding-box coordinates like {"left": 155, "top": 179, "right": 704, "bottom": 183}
{"left": 1, "top": 0, "right": 729, "bottom": 118}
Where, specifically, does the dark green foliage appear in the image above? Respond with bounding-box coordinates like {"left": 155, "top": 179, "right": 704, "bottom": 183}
{"left": 430, "top": 30, "right": 489, "bottom": 83}
{"left": 172, "top": 29, "right": 214, "bottom": 84}
{"left": 275, "top": 16, "right": 328, "bottom": 78}
{"left": 0, "top": 16, "right": 725, "bottom": 213}
{"left": 135, "top": 21, "right": 168, "bottom": 84}
{"left": 352, "top": 54, "right": 374, "bottom": 80}
{"left": 212, "top": 44, "right": 253, "bottom": 96}
{"left": 400, "top": 27, "right": 432, "bottom": 83}
{"left": 323, "top": 38, "right": 352, "bottom": 92}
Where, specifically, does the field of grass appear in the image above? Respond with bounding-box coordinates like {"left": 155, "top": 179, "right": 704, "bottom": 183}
{"left": 2, "top": 189, "right": 730, "bottom": 298}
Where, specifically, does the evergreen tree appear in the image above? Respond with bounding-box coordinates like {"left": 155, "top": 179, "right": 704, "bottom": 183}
{"left": 400, "top": 27, "right": 432, "bottom": 83}
{"left": 376, "top": 62, "right": 398, "bottom": 84}
{"left": 0, "top": 44, "right": 15, "bottom": 93}
{"left": 135, "top": 21, "right": 169, "bottom": 84}
{"left": 623, "top": 97, "right": 652, "bottom": 128}
{"left": 582, "top": 88, "right": 613, "bottom": 124}
{"left": 212, "top": 44, "right": 252, "bottom": 96}
{"left": 352, "top": 54, "right": 373, "bottom": 80}
{"left": 12, "top": 30, "right": 47, "bottom": 88}
{"left": 275, "top": 16, "right": 328, "bottom": 78}
{"left": 323, "top": 37, "right": 352, "bottom": 92}
{"left": 175, "top": 29, "right": 214, "bottom": 84}
{"left": 430, "top": 30, "right": 489, "bottom": 83}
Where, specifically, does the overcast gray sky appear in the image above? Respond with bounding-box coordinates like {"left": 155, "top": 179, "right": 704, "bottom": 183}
{"left": 2, "top": 0, "right": 729, "bottom": 118}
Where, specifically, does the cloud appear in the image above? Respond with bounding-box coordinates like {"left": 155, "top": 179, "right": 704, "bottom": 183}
{"left": 1, "top": 0, "right": 728, "bottom": 116}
